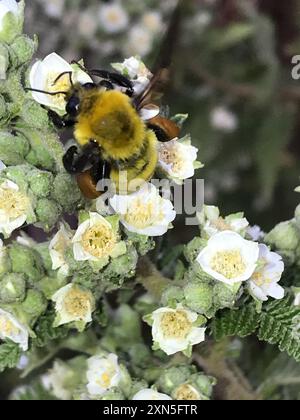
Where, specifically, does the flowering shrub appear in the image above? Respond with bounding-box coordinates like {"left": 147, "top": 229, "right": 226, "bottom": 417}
{"left": 0, "top": 0, "right": 300, "bottom": 402}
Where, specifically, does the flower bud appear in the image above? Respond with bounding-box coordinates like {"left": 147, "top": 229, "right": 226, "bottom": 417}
{"left": 9, "top": 244, "right": 44, "bottom": 282}
{"left": 161, "top": 286, "right": 185, "bottom": 307}
{"left": 0, "top": 0, "right": 24, "bottom": 44}
{"left": 184, "top": 237, "right": 207, "bottom": 264}
{"left": 0, "top": 273, "right": 26, "bottom": 303}
{"left": 156, "top": 365, "right": 194, "bottom": 394}
{"left": 10, "top": 34, "right": 36, "bottom": 66}
{"left": 19, "top": 100, "right": 50, "bottom": 130}
{"left": 52, "top": 173, "right": 82, "bottom": 213}
{"left": 192, "top": 373, "right": 216, "bottom": 397}
{"left": 100, "top": 389, "right": 125, "bottom": 400}
{"left": 36, "top": 198, "right": 61, "bottom": 230}
{"left": 295, "top": 204, "right": 300, "bottom": 227}
{"left": 28, "top": 169, "right": 54, "bottom": 198}
{"left": 0, "top": 44, "right": 9, "bottom": 80}
{"left": 37, "top": 276, "right": 68, "bottom": 300}
{"left": 213, "top": 282, "right": 237, "bottom": 309}
{"left": 265, "top": 221, "right": 299, "bottom": 251}
{"left": 0, "top": 132, "right": 29, "bottom": 165}
{"left": 21, "top": 289, "right": 47, "bottom": 320}
{"left": 184, "top": 282, "right": 213, "bottom": 314}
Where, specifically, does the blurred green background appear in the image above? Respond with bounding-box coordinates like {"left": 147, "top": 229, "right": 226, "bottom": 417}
{"left": 25, "top": 0, "right": 300, "bottom": 234}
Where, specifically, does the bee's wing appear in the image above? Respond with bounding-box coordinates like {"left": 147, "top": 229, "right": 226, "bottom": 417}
{"left": 134, "top": 0, "right": 184, "bottom": 110}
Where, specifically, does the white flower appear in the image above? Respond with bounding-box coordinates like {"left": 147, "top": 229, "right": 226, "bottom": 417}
{"left": 46, "top": 360, "right": 73, "bottom": 400}
{"left": 109, "top": 183, "right": 176, "bottom": 236}
{"left": 49, "top": 223, "right": 72, "bottom": 277}
{"left": 39, "top": 0, "right": 64, "bottom": 19}
{"left": 29, "top": 52, "right": 92, "bottom": 112}
{"left": 0, "top": 160, "right": 6, "bottom": 171}
{"left": 149, "top": 306, "right": 206, "bottom": 356}
{"left": 192, "top": 11, "right": 212, "bottom": 28}
{"left": 210, "top": 106, "right": 238, "bottom": 132}
{"left": 158, "top": 137, "right": 201, "bottom": 184}
{"left": 72, "top": 213, "right": 124, "bottom": 263}
{"left": 17, "top": 354, "right": 29, "bottom": 370}
{"left": 294, "top": 288, "right": 300, "bottom": 306}
{"left": 247, "top": 225, "right": 265, "bottom": 241}
{"left": 0, "top": 0, "right": 20, "bottom": 31}
{"left": 112, "top": 56, "right": 153, "bottom": 96}
{"left": 141, "top": 11, "right": 163, "bottom": 34}
{"left": 126, "top": 25, "right": 153, "bottom": 57}
{"left": 132, "top": 389, "right": 172, "bottom": 400}
{"left": 248, "top": 244, "right": 284, "bottom": 302}
{"left": 87, "top": 353, "right": 121, "bottom": 397}
{"left": 197, "top": 231, "right": 259, "bottom": 285}
{"left": 98, "top": 2, "right": 129, "bottom": 34}
{"left": 0, "top": 180, "right": 30, "bottom": 237}
{"left": 174, "top": 383, "right": 202, "bottom": 400}
{"left": 79, "top": 10, "right": 98, "bottom": 39}
{"left": 198, "top": 205, "right": 249, "bottom": 238}
{"left": 0, "top": 308, "right": 29, "bottom": 351}
{"left": 52, "top": 284, "right": 95, "bottom": 327}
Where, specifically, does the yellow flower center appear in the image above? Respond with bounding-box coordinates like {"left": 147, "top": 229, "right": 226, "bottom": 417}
{"left": 96, "top": 364, "right": 117, "bottom": 389}
{"left": 0, "top": 187, "right": 29, "bottom": 219}
{"left": 107, "top": 10, "right": 122, "bottom": 24}
{"left": 174, "top": 384, "right": 200, "bottom": 400}
{"left": 212, "top": 217, "right": 231, "bottom": 232}
{"left": 159, "top": 144, "right": 185, "bottom": 174}
{"left": 124, "top": 197, "right": 163, "bottom": 229}
{"left": 81, "top": 222, "right": 117, "bottom": 259}
{"left": 160, "top": 310, "right": 192, "bottom": 340}
{"left": 211, "top": 249, "right": 246, "bottom": 279}
{"left": 0, "top": 316, "right": 19, "bottom": 336}
{"left": 63, "top": 287, "right": 91, "bottom": 318}
{"left": 54, "top": 233, "right": 69, "bottom": 255}
{"left": 45, "top": 71, "right": 71, "bottom": 108}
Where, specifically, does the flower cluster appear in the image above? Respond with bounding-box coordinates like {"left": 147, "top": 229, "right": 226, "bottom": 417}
{"left": 27, "top": 0, "right": 177, "bottom": 61}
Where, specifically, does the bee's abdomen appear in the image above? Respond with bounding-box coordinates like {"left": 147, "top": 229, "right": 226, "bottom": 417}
{"left": 110, "top": 130, "right": 158, "bottom": 193}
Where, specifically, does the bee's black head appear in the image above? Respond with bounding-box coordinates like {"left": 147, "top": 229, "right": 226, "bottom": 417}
{"left": 65, "top": 82, "right": 97, "bottom": 117}
{"left": 66, "top": 95, "right": 80, "bottom": 117}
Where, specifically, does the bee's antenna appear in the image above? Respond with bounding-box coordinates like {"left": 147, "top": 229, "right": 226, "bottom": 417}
{"left": 25, "top": 87, "right": 68, "bottom": 96}
{"left": 71, "top": 60, "right": 89, "bottom": 74}
{"left": 53, "top": 71, "right": 74, "bottom": 87}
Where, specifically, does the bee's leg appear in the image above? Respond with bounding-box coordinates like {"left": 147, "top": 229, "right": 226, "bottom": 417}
{"left": 89, "top": 156, "right": 111, "bottom": 183}
{"left": 147, "top": 123, "right": 170, "bottom": 142}
{"left": 48, "top": 110, "right": 75, "bottom": 129}
{"left": 98, "top": 80, "right": 114, "bottom": 91}
{"left": 63, "top": 142, "right": 99, "bottom": 174}
{"left": 90, "top": 70, "right": 134, "bottom": 97}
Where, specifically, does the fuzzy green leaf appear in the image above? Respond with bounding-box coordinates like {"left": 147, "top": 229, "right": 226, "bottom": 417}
{"left": 33, "top": 310, "right": 69, "bottom": 348}
{"left": 0, "top": 340, "right": 21, "bottom": 372}
{"left": 212, "top": 296, "right": 300, "bottom": 362}
{"left": 211, "top": 303, "right": 261, "bottom": 340}
{"left": 257, "top": 297, "right": 300, "bottom": 362}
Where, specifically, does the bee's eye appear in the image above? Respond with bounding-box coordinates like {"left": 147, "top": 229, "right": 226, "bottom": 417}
{"left": 66, "top": 96, "right": 80, "bottom": 116}
{"left": 83, "top": 83, "right": 96, "bottom": 90}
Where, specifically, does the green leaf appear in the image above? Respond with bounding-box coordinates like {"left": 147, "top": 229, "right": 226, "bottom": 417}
{"left": 254, "top": 106, "right": 296, "bottom": 206}
{"left": 212, "top": 296, "right": 300, "bottom": 362}
{"left": 209, "top": 24, "right": 255, "bottom": 51}
{"left": 33, "top": 310, "right": 69, "bottom": 348}
{"left": 0, "top": 340, "right": 21, "bottom": 372}
{"left": 211, "top": 303, "right": 261, "bottom": 340}
{"left": 257, "top": 297, "right": 300, "bottom": 362}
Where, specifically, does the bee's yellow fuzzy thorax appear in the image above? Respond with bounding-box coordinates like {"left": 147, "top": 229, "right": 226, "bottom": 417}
{"left": 74, "top": 90, "right": 146, "bottom": 161}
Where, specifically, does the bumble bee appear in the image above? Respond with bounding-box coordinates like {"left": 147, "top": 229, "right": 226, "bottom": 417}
{"left": 28, "top": 66, "right": 180, "bottom": 198}
{"left": 27, "top": 3, "right": 183, "bottom": 198}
